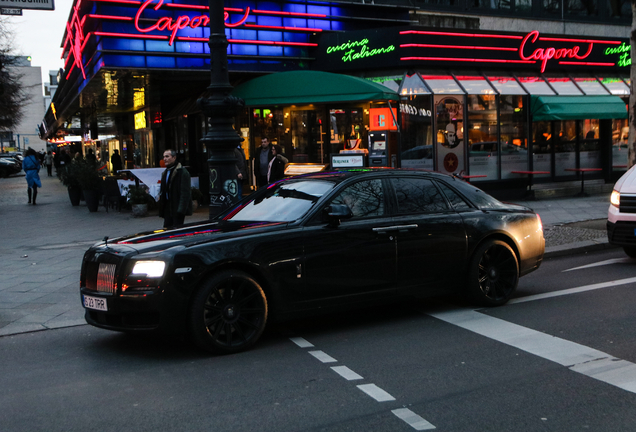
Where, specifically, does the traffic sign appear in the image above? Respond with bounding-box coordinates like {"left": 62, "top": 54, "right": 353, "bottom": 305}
{"left": 0, "top": 0, "right": 54, "bottom": 11}
{"left": 1, "top": 7, "right": 22, "bottom": 15}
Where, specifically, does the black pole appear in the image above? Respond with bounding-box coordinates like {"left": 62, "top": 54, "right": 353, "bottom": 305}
{"left": 197, "top": 0, "right": 244, "bottom": 218}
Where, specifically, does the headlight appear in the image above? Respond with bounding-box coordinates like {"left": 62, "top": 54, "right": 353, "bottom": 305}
{"left": 131, "top": 261, "right": 166, "bottom": 278}
{"left": 610, "top": 190, "right": 620, "bottom": 207}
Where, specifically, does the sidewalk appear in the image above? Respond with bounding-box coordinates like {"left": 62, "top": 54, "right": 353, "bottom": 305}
{"left": 0, "top": 172, "right": 613, "bottom": 337}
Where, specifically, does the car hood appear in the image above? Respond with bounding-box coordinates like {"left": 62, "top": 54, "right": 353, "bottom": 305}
{"left": 101, "top": 220, "right": 289, "bottom": 254}
{"left": 613, "top": 165, "right": 636, "bottom": 194}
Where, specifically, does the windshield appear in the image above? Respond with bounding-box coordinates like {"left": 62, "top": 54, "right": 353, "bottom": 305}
{"left": 225, "top": 180, "right": 336, "bottom": 222}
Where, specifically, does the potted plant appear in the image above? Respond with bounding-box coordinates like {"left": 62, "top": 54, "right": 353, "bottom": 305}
{"left": 126, "top": 185, "right": 151, "bottom": 217}
{"left": 191, "top": 187, "right": 203, "bottom": 211}
{"left": 75, "top": 160, "right": 103, "bottom": 212}
{"left": 58, "top": 161, "right": 82, "bottom": 205}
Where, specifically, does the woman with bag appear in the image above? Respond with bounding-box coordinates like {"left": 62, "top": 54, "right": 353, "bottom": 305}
{"left": 23, "top": 148, "right": 42, "bottom": 205}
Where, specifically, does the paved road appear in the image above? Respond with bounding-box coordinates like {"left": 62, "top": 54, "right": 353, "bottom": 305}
{"left": 1, "top": 248, "right": 635, "bottom": 432}
{"left": 0, "top": 172, "right": 614, "bottom": 336}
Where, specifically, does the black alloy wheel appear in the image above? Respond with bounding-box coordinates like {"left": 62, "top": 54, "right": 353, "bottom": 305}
{"left": 467, "top": 239, "right": 519, "bottom": 306}
{"left": 189, "top": 270, "right": 268, "bottom": 354}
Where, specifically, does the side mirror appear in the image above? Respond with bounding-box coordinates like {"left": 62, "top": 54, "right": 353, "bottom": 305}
{"left": 323, "top": 204, "right": 353, "bottom": 227}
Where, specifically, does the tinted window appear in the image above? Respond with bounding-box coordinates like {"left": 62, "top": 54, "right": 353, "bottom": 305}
{"left": 331, "top": 179, "right": 384, "bottom": 218}
{"left": 391, "top": 177, "right": 449, "bottom": 214}
{"left": 448, "top": 179, "right": 509, "bottom": 210}
{"left": 437, "top": 182, "right": 472, "bottom": 211}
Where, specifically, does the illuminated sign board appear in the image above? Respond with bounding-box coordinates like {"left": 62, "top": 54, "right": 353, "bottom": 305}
{"left": 318, "top": 26, "right": 628, "bottom": 73}
{"left": 0, "top": 0, "right": 54, "bottom": 11}
{"left": 369, "top": 108, "right": 398, "bottom": 131}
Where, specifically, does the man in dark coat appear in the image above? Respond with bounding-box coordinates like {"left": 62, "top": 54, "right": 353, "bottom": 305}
{"left": 159, "top": 149, "right": 192, "bottom": 228}
{"left": 253, "top": 137, "right": 273, "bottom": 188}
{"left": 111, "top": 149, "right": 123, "bottom": 174}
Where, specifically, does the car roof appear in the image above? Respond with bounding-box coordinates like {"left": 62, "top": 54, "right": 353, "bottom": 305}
{"left": 287, "top": 168, "right": 457, "bottom": 184}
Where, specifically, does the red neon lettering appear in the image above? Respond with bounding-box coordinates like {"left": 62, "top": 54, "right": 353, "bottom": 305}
{"left": 519, "top": 30, "right": 593, "bottom": 72}
{"left": 135, "top": 0, "right": 249, "bottom": 46}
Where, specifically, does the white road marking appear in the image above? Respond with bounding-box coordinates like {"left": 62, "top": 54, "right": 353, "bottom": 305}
{"left": 508, "top": 276, "right": 636, "bottom": 304}
{"left": 309, "top": 350, "right": 337, "bottom": 363}
{"left": 563, "top": 258, "right": 633, "bottom": 272}
{"left": 289, "top": 337, "right": 314, "bottom": 348}
{"left": 392, "top": 408, "right": 436, "bottom": 430}
{"left": 357, "top": 384, "right": 396, "bottom": 402}
{"left": 429, "top": 308, "right": 636, "bottom": 394}
{"left": 331, "top": 366, "right": 363, "bottom": 381}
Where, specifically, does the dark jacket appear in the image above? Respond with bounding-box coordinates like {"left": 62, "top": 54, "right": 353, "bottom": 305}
{"left": 235, "top": 147, "right": 247, "bottom": 180}
{"left": 268, "top": 154, "right": 287, "bottom": 183}
{"left": 253, "top": 145, "right": 273, "bottom": 178}
{"left": 159, "top": 163, "right": 193, "bottom": 218}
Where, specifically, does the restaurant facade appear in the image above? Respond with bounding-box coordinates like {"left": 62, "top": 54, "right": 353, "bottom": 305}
{"left": 42, "top": 0, "right": 632, "bottom": 198}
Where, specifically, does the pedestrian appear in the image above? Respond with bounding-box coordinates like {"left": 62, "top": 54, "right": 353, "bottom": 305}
{"left": 111, "top": 149, "right": 123, "bottom": 174}
{"left": 23, "top": 148, "right": 42, "bottom": 205}
{"left": 86, "top": 149, "right": 97, "bottom": 164}
{"left": 158, "top": 149, "right": 192, "bottom": 228}
{"left": 267, "top": 145, "right": 288, "bottom": 184}
{"left": 44, "top": 151, "right": 53, "bottom": 177}
{"left": 253, "top": 137, "right": 273, "bottom": 188}
{"left": 59, "top": 149, "right": 71, "bottom": 173}
{"left": 234, "top": 145, "right": 247, "bottom": 195}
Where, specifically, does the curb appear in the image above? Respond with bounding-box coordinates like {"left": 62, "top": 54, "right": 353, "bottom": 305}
{"left": 544, "top": 238, "right": 618, "bottom": 259}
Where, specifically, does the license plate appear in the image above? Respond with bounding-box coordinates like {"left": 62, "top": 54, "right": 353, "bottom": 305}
{"left": 83, "top": 295, "right": 108, "bottom": 311}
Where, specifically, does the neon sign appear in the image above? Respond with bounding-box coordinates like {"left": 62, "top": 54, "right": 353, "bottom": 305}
{"left": 326, "top": 38, "right": 395, "bottom": 63}
{"left": 519, "top": 31, "right": 592, "bottom": 73}
{"left": 399, "top": 29, "right": 622, "bottom": 72}
{"left": 135, "top": 0, "right": 250, "bottom": 46}
{"left": 605, "top": 42, "right": 631, "bottom": 67}
{"left": 64, "top": 1, "right": 87, "bottom": 79}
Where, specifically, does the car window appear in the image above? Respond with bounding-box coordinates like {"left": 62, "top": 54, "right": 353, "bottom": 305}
{"left": 226, "top": 180, "right": 335, "bottom": 222}
{"left": 448, "top": 179, "right": 509, "bottom": 210}
{"left": 331, "top": 179, "right": 385, "bottom": 218}
{"left": 390, "top": 177, "right": 449, "bottom": 214}
{"left": 436, "top": 181, "right": 472, "bottom": 211}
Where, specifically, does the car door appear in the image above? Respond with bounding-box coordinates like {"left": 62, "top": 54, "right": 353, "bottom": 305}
{"left": 388, "top": 176, "right": 468, "bottom": 293}
{"left": 301, "top": 178, "right": 397, "bottom": 303}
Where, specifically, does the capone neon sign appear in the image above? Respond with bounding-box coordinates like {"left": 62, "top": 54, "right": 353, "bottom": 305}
{"left": 518, "top": 30, "right": 592, "bottom": 73}
{"left": 135, "top": 0, "right": 250, "bottom": 45}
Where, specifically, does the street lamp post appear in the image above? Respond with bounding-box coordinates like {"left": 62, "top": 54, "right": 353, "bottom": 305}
{"left": 197, "top": 0, "right": 244, "bottom": 218}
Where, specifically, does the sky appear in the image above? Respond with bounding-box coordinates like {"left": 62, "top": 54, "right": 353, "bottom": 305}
{"left": 6, "top": 0, "right": 75, "bottom": 90}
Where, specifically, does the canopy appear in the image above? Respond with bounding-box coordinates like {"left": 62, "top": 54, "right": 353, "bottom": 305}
{"left": 531, "top": 95, "right": 628, "bottom": 121}
{"left": 232, "top": 71, "right": 399, "bottom": 106}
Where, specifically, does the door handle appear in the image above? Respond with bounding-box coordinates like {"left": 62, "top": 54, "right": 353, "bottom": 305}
{"left": 372, "top": 224, "right": 418, "bottom": 233}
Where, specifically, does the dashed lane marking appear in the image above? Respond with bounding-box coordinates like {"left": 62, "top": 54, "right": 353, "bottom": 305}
{"left": 331, "top": 365, "right": 363, "bottom": 381}
{"left": 308, "top": 350, "right": 337, "bottom": 363}
{"left": 508, "top": 276, "right": 636, "bottom": 305}
{"left": 357, "top": 384, "right": 396, "bottom": 402}
{"left": 289, "top": 337, "right": 314, "bottom": 348}
{"left": 563, "top": 257, "right": 633, "bottom": 272}
{"left": 392, "top": 408, "right": 436, "bottom": 431}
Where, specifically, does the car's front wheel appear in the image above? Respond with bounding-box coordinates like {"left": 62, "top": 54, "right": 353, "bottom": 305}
{"left": 189, "top": 270, "right": 268, "bottom": 354}
{"left": 624, "top": 247, "right": 636, "bottom": 259}
{"left": 467, "top": 239, "right": 519, "bottom": 306}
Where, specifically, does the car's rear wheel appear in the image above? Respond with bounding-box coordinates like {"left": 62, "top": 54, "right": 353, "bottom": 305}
{"left": 189, "top": 270, "right": 268, "bottom": 354}
{"left": 467, "top": 239, "right": 519, "bottom": 306}
{"left": 623, "top": 247, "right": 636, "bottom": 259}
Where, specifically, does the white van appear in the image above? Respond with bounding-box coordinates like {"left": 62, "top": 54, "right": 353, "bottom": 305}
{"left": 607, "top": 164, "right": 636, "bottom": 258}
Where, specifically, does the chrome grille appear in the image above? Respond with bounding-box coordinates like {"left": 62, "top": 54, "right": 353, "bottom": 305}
{"left": 96, "top": 263, "right": 117, "bottom": 294}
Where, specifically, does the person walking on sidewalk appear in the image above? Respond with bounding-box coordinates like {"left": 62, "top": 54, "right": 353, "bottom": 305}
{"left": 23, "top": 148, "right": 42, "bottom": 205}
{"left": 44, "top": 151, "right": 53, "bottom": 177}
{"left": 159, "top": 149, "right": 192, "bottom": 228}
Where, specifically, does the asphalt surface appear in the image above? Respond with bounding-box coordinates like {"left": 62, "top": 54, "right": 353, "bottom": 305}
{"left": 0, "top": 171, "right": 615, "bottom": 337}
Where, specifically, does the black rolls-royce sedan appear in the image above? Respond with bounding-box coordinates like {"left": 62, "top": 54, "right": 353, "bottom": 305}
{"left": 80, "top": 169, "right": 544, "bottom": 353}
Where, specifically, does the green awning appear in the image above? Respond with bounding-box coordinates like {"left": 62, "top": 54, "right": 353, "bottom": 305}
{"left": 531, "top": 95, "right": 627, "bottom": 121}
{"left": 232, "top": 70, "right": 399, "bottom": 106}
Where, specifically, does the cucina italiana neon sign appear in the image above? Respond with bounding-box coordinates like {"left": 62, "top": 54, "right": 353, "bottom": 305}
{"left": 135, "top": 0, "right": 250, "bottom": 46}
{"left": 605, "top": 42, "right": 631, "bottom": 67}
{"left": 518, "top": 30, "right": 593, "bottom": 73}
{"left": 327, "top": 39, "right": 395, "bottom": 62}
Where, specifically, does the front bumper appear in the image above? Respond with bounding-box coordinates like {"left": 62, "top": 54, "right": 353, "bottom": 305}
{"left": 81, "top": 288, "right": 165, "bottom": 331}
{"left": 607, "top": 220, "right": 636, "bottom": 247}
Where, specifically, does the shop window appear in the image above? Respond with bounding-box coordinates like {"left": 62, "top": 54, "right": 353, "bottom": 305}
{"left": 390, "top": 178, "right": 449, "bottom": 214}
{"left": 516, "top": 77, "right": 555, "bottom": 95}
{"left": 467, "top": 94, "right": 498, "bottom": 179}
{"left": 291, "top": 109, "right": 326, "bottom": 164}
{"left": 545, "top": 77, "right": 582, "bottom": 95}
{"left": 331, "top": 179, "right": 385, "bottom": 218}
{"left": 435, "top": 95, "right": 465, "bottom": 175}
{"left": 579, "top": 119, "right": 601, "bottom": 169}
{"left": 532, "top": 121, "right": 552, "bottom": 178}
{"left": 487, "top": 76, "right": 527, "bottom": 95}
{"left": 554, "top": 120, "right": 577, "bottom": 176}
{"left": 608, "top": 0, "right": 631, "bottom": 18}
{"left": 612, "top": 118, "right": 629, "bottom": 170}
{"left": 329, "top": 108, "right": 364, "bottom": 157}
{"left": 469, "top": 0, "right": 511, "bottom": 9}
{"left": 566, "top": 0, "right": 598, "bottom": 16}
{"left": 599, "top": 78, "right": 630, "bottom": 96}
{"left": 400, "top": 93, "right": 433, "bottom": 170}
{"left": 573, "top": 78, "right": 610, "bottom": 95}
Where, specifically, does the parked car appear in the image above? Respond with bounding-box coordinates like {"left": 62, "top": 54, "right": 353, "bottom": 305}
{"left": 0, "top": 153, "right": 23, "bottom": 169}
{"left": 80, "top": 169, "right": 545, "bottom": 353}
{"left": 607, "top": 164, "right": 636, "bottom": 258}
{"left": 0, "top": 157, "right": 22, "bottom": 178}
